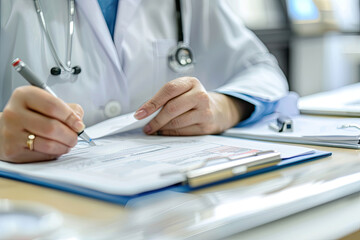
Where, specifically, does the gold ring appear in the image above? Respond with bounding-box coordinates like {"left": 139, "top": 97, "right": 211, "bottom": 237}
{"left": 27, "top": 134, "right": 36, "bottom": 151}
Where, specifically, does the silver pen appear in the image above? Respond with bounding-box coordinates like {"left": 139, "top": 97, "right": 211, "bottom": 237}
{"left": 185, "top": 150, "right": 281, "bottom": 187}
{"left": 12, "top": 58, "right": 96, "bottom": 146}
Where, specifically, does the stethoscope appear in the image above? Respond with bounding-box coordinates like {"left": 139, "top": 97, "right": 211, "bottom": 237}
{"left": 168, "top": 0, "right": 195, "bottom": 73}
{"left": 34, "top": 0, "right": 194, "bottom": 76}
{"left": 34, "top": 0, "right": 81, "bottom": 76}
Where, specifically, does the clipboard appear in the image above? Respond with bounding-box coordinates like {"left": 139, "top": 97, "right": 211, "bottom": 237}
{"left": 224, "top": 114, "right": 360, "bottom": 149}
{"left": 0, "top": 149, "right": 331, "bottom": 205}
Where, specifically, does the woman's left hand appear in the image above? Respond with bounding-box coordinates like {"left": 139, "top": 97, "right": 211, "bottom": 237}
{"left": 134, "top": 77, "right": 253, "bottom": 136}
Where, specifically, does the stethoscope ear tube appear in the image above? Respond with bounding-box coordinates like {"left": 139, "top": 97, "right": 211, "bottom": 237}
{"left": 34, "top": 0, "right": 81, "bottom": 76}
{"left": 37, "top": 0, "right": 192, "bottom": 76}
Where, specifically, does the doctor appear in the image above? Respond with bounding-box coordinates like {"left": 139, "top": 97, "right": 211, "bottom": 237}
{"left": 0, "top": 0, "right": 288, "bottom": 163}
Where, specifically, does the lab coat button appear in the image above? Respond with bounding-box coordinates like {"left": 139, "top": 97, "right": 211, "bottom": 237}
{"left": 104, "top": 100, "right": 122, "bottom": 118}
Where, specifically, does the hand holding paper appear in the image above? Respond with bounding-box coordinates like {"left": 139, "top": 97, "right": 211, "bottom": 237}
{"left": 134, "top": 77, "right": 247, "bottom": 136}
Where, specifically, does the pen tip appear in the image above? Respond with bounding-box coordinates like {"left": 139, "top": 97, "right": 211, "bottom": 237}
{"left": 89, "top": 139, "right": 96, "bottom": 146}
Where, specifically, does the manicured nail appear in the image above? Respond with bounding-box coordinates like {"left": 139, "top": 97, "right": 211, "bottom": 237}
{"left": 134, "top": 109, "right": 147, "bottom": 119}
{"left": 75, "top": 112, "right": 82, "bottom": 120}
{"left": 74, "top": 121, "right": 85, "bottom": 132}
{"left": 144, "top": 124, "right": 152, "bottom": 134}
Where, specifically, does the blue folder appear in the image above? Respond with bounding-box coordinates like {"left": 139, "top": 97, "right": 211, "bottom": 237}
{"left": 0, "top": 150, "right": 331, "bottom": 205}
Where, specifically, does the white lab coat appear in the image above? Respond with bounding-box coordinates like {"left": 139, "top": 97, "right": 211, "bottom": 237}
{"left": 0, "top": 0, "right": 288, "bottom": 126}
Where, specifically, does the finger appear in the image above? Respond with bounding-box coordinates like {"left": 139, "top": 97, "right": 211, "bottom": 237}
{"left": 22, "top": 110, "right": 78, "bottom": 148}
{"left": 143, "top": 92, "right": 198, "bottom": 134}
{"left": 134, "top": 77, "right": 200, "bottom": 120}
{"left": 0, "top": 128, "right": 67, "bottom": 163}
{"left": 158, "top": 124, "right": 206, "bottom": 136}
{"left": 159, "top": 109, "right": 201, "bottom": 130}
{"left": 68, "top": 103, "right": 84, "bottom": 119}
{"left": 13, "top": 86, "right": 85, "bottom": 133}
{"left": 3, "top": 150, "right": 59, "bottom": 164}
{"left": 19, "top": 131, "right": 71, "bottom": 155}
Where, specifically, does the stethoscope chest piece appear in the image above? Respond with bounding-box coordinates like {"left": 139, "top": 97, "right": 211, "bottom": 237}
{"left": 168, "top": 42, "right": 194, "bottom": 73}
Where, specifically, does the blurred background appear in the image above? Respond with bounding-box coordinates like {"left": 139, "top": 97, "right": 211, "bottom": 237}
{"left": 227, "top": 0, "right": 360, "bottom": 97}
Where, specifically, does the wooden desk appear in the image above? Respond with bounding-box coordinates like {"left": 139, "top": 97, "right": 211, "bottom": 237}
{"left": 1, "top": 144, "right": 360, "bottom": 239}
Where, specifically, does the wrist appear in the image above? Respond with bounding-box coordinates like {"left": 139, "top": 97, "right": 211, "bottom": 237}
{"left": 210, "top": 92, "right": 254, "bottom": 129}
{"left": 228, "top": 96, "right": 254, "bottom": 123}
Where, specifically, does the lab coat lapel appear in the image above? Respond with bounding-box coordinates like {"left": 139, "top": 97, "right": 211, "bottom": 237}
{"left": 114, "top": 0, "right": 143, "bottom": 45}
{"left": 76, "top": 0, "right": 122, "bottom": 73}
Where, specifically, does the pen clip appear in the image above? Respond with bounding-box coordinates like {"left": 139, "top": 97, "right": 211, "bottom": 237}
{"left": 160, "top": 150, "right": 281, "bottom": 188}
{"left": 269, "top": 115, "right": 293, "bottom": 133}
{"left": 338, "top": 124, "right": 360, "bottom": 130}
{"left": 185, "top": 151, "right": 281, "bottom": 187}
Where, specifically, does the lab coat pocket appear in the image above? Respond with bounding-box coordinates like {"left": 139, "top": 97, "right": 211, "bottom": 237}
{"left": 153, "top": 39, "right": 182, "bottom": 88}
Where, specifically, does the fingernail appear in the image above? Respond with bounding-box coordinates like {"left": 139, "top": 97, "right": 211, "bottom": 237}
{"left": 74, "top": 120, "right": 85, "bottom": 132}
{"left": 144, "top": 124, "right": 152, "bottom": 134}
{"left": 75, "top": 112, "right": 82, "bottom": 120}
{"left": 134, "top": 109, "right": 147, "bottom": 119}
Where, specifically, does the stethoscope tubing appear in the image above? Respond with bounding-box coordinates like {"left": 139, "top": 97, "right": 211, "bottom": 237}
{"left": 34, "top": 0, "right": 193, "bottom": 75}
{"left": 34, "top": 0, "right": 75, "bottom": 73}
{"left": 66, "top": 0, "right": 75, "bottom": 69}
{"left": 175, "top": 0, "right": 184, "bottom": 43}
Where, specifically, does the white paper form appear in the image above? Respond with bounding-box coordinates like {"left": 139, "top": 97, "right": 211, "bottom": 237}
{"left": 0, "top": 135, "right": 314, "bottom": 195}
{"left": 85, "top": 110, "right": 161, "bottom": 139}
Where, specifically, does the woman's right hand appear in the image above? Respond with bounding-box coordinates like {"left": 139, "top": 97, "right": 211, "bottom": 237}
{"left": 0, "top": 86, "right": 85, "bottom": 163}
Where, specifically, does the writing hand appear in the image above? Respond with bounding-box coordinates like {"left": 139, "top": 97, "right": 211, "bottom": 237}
{"left": 0, "top": 86, "right": 85, "bottom": 163}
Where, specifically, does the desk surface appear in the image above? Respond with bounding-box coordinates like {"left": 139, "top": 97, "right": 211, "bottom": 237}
{"left": 1, "top": 143, "right": 360, "bottom": 239}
